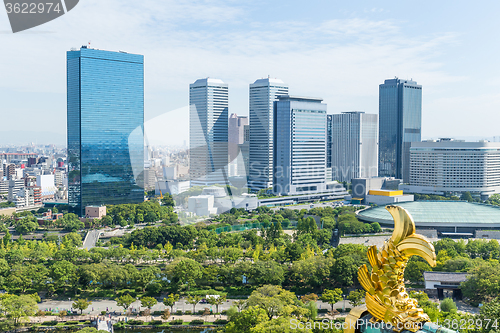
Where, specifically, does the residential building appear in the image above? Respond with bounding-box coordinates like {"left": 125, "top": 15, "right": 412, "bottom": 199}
{"left": 67, "top": 47, "right": 144, "bottom": 216}
{"left": 248, "top": 78, "right": 289, "bottom": 190}
{"left": 379, "top": 78, "right": 422, "bottom": 183}
{"left": 273, "top": 95, "right": 328, "bottom": 195}
{"left": 189, "top": 78, "right": 229, "bottom": 186}
{"left": 331, "top": 112, "right": 378, "bottom": 182}
{"left": 400, "top": 139, "right": 500, "bottom": 199}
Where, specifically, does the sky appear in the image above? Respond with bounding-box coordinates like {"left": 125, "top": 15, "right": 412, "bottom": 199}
{"left": 1, "top": 0, "right": 500, "bottom": 145}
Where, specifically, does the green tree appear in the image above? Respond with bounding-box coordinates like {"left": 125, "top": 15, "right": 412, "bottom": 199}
{"left": 347, "top": 289, "right": 365, "bottom": 307}
{"left": 477, "top": 297, "right": 500, "bottom": 333}
{"left": 136, "top": 266, "right": 160, "bottom": 292}
{"left": 320, "top": 288, "right": 343, "bottom": 311}
{"left": 461, "top": 191, "right": 473, "bottom": 202}
{"left": 405, "top": 257, "right": 432, "bottom": 284}
{"left": 207, "top": 295, "right": 226, "bottom": 314}
{"left": 225, "top": 306, "right": 269, "bottom": 333}
{"left": 186, "top": 295, "right": 202, "bottom": 313}
{"left": 163, "top": 293, "right": 180, "bottom": 313}
{"left": 62, "top": 232, "right": 83, "bottom": 247}
{"left": 439, "top": 298, "right": 457, "bottom": 312}
{"left": 15, "top": 216, "right": 38, "bottom": 235}
{"left": 72, "top": 298, "right": 92, "bottom": 314}
{"left": 161, "top": 193, "right": 176, "bottom": 207}
{"left": 165, "top": 258, "right": 202, "bottom": 290}
{"left": 246, "top": 285, "right": 297, "bottom": 320}
{"left": 59, "top": 213, "right": 85, "bottom": 232}
{"left": 50, "top": 260, "right": 77, "bottom": 292}
{"left": 461, "top": 262, "right": 500, "bottom": 306}
{"left": 140, "top": 296, "right": 157, "bottom": 320}
{"left": 116, "top": 294, "right": 135, "bottom": 313}
{"left": 0, "top": 294, "right": 38, "bottom": 325}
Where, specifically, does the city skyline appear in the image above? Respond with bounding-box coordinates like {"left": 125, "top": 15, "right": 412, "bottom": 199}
{"left": 2, "top": 1, "right": 500, "bottom": 146}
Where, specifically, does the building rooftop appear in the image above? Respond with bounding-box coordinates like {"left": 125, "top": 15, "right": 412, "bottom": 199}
{"left": 358, "top": 201, "right": 500, "bottom": 226}
{"left": 251, "top": 77, "right": 287, "bottom": 86}
{"left": 277, "top": 95, "right": 323, "bottom": 102}
{"left": 423, "top": 271, "right": 468, "bottom": 283}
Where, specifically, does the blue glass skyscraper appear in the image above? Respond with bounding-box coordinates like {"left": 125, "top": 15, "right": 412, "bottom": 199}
{"left": 378, "top": 77, "right": 422, "bottom": 183}
{"left": 67, "top": 47, "right": 144, "bottom": 216}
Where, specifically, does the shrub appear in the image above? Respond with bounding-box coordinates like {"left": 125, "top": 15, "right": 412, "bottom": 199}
{"left": 127, "top": 319, "right": 144, "bottom": 325}
{"left": 214, "top": 286, "right": 224, "bottom": 291}
{"left": 184, "top": 310, "right": 192, "bottom": 315}
{"left": 114, "top": 321, "right": 126, "bottom": 329}
{"left": 149, "top": 320, "right": 163, "bottom": 326}
{"left": 41, "top": 320, "right": 58, "bottom": 326}
{"left": 170, "top": 319, "right": 183, "bottom": 325}
{"left": 152, "top": 310, "right": 163, "bottom": 316}
{"left": 101, "top": 311, "right": 106, "bottom": 315}
{"left": 64, "top": 320, "right": 79, "bottom": 325}
{"left": 84, "top": 320, "right": 91, "bottom": 324}
{"left": 318, "top": 309, "right": 328, "bottom": 313}
{"left": 175, "top": 310, "right": 183, "bottom": 315}
{"left": 190, "top": 319, "right": 205, "bottom": 325}
{"left": 440, "top": 298, "right": 457, "bottom": 312}
{"left": 214, "top": 319, "right": 228, "bottom": 325}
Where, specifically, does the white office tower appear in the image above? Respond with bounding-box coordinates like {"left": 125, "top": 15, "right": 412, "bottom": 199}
{"left": 273, "top": 96, "right": 328, "bottom": 195}
{"left": 331, "top": 112, "right": 379, "bottom": 182}
{"left": 228, "top": 113, "right": 249, "bottom": 177}
{"left": 248, "top": 78, "right": 289, "bottom": 191}
{"left": 189, "top": 78, "right": 229, "bottom": 186}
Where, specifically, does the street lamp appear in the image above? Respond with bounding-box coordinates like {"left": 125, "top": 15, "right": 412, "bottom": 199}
{"left": 342, "top": 294, "right": 346, "bottom": 312}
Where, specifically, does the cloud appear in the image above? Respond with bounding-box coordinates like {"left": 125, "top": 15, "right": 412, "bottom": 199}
{"left": 0, "top": 0, "right": 469, "bottom": 145}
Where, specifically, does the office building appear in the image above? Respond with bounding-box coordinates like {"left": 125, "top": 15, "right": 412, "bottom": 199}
{"left": 67, "top": 47, "right": 144, "bottom": 216}
{"left": 273, "top": 95, "right": 327, "bottom": 195}
{"left": 400, "top": 139, "right": 500, "bottom": 199}
{"left": 228, "top": 114, "right": 249, "bottom": 161}
{"left": 331, "top": 112, "right": 378, "bottom": 182}
{"left": 189, "top": 78, "right": 229, "bottom": 186}
{"left": 228, "top": 114, "right": 249, "bottom": 177}
{"left": 379, "top": 78, "right": 422, "bottom": 183}
{"left": 248, "top": 78, "right": 289, "bottom": 190}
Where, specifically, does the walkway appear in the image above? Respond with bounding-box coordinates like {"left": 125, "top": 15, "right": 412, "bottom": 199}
{"left": 83, "top": 229, "right": 101, "bottom": 250}
{"left": 97, "top": 318, "right": 113, "bottom": 332}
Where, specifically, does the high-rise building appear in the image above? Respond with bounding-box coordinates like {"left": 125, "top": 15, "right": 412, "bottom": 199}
{"left": 379, "top": 77, "right": 422, "bottom": 183}
{"left": 189, "top": 78, "right": 229, "bottom": 186}
{"left": 331, "top": 112, "right": 378, "bottom": 182}
{"left": 228, "top": 113, "right": 249, "bottom": 168}
{"left": 273, "top": 95, "right": 327, "bottom": 195}
{"left": 67, "top": 47, "right": 144, "bottom": 216}
{"left": 248, "top": 78, "right": 289, "bottom": 190}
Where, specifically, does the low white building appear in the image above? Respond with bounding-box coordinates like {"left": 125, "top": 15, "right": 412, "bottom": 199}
{"left": 423, "top": 271, "right": 468, "bottom": 299}
{"left": 188, "top": 195, "right": 217, "bottom": 216}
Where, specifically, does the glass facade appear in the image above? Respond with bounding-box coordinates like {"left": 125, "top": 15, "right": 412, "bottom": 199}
{"left": 248, "top": 78, "right": 289, "bottom": 190}
{"left": 379, "top": 78, "right": 422, "bottom": 182}
{"left": 189, "top": 78, "right": 228, "bottom": 186}
{"left": 273, "top": 96, "right": 327, "bottom": 195}
{"left": 67, "top": 47, "right": 144, "bottom": 216}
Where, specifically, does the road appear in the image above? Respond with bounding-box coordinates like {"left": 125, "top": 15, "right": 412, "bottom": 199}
{"left": 82, "top": 230, "right": 101, "bottom": 250}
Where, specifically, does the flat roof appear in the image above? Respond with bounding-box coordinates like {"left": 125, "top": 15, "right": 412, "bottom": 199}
{"left": 358, "top": 201, "right": 500, "bottom": 225}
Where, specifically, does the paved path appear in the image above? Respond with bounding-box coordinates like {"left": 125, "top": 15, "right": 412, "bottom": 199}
{"left": 83, "top": 230, "right": 101, "bottom": 250}
{"left": 39, "top": 298, "right": 351, "bottom": 315}
{"left": 97, "top": 318, "right": 113, "bottom": 332}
